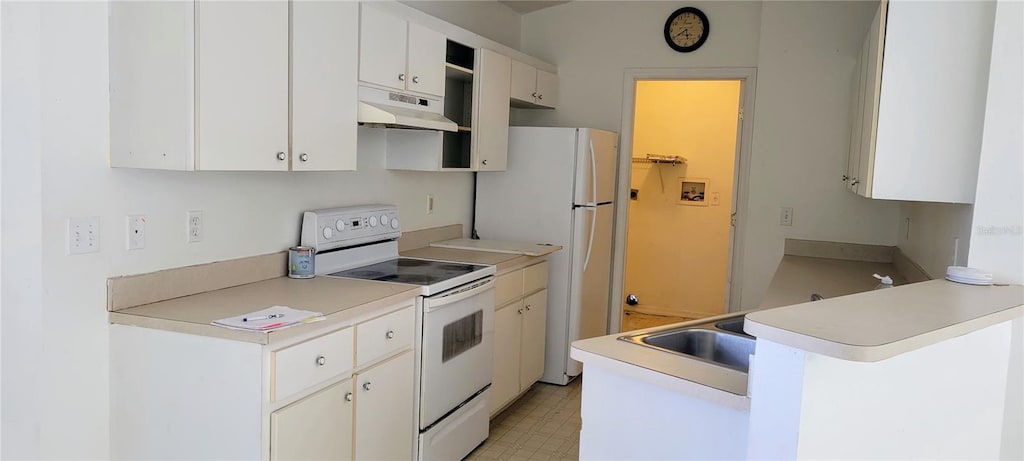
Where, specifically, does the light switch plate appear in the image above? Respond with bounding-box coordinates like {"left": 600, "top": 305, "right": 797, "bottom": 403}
{"left": 68, "top": 216, "right": 100, "bottom": 255}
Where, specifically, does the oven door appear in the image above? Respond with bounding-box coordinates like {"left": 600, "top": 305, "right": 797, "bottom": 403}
{"left": 419, "top": 276, "right": 495, "bottom": 429}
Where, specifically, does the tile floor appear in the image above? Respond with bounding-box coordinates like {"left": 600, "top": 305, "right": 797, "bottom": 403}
{"left": 466, "top": 379, "right": 583, "bottom": 460}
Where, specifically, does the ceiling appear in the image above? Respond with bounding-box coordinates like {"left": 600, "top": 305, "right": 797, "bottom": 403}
{"left": 498, "top": 1, "right": 571, "bottom": 14}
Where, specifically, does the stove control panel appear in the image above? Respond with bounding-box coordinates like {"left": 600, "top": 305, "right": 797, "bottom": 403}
{"left": 300, "top": 204, "right": 401, "bottom": 252}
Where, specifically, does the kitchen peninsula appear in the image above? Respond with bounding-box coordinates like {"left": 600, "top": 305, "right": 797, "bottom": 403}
{"left": 572, "top": 280, "right": 1023, "bottom": 459}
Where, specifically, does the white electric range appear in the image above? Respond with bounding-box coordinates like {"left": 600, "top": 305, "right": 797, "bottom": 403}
{"left": 301, "top": 204, "right": 495, "bottom": 461}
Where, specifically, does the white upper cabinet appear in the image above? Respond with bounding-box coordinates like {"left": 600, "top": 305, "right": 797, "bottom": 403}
{"left": 110, "top": 1, "right": 358, "bottom": 171}
{"left": 844, "top": 0, "right": 996, "bottom": 203}
{"left": 359, "top": 5, "right": 445, "bottom": 98}
{"left": 473, "top": 49, "right": 512, "bottom": 171}
{"left": 407, "top": 23, "right": 448, "bottom": 97}
{"left": 509, "top": 60, "right": 557, "bottom": 109}
{"left": 196, "top": 1, "right": 289, "bottom": 171}
{"left": 291, "top": 0, "right": 359, "bottom": 171}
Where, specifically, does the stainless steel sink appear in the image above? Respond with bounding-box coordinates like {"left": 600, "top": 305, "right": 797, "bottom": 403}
{"left": 619, "top": 315, "right": 755, "bottom": 372}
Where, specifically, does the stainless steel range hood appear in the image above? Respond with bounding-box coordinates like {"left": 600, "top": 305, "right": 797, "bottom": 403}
{"left": 357, "top": 85, "right": 458, "bottom": 132}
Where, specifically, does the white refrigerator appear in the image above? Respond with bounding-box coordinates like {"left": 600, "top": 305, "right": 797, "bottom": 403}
{"left": 475, "top": 127, "right": 618, "bottom": 385}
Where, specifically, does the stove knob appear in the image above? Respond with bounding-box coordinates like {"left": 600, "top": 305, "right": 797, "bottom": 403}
{"left": 322, "top": 226, "right": 333, "bottom": 239}
{"left": 390, "top": 218, "right": 399, "bottom": 230}
{"left": 335, "top": 220, "right": 345, "bottom": 232}
{"left": 380, "top": 214, "right": 390, "bottom": 227}
{"left": 369, "top": 215, "right": 379, "bottom": 227}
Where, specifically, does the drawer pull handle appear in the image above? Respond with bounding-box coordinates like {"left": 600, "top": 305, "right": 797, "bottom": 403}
{"left": 344, "top": 392, "right": 353, "bottom": 402}
{"left": 316, "top": 355, "right": 326, "bottom": 367}
{"left": 385, "top": 330, "right": 395, "bottom": 340}
{"left": 363, "top": 382, "right": 372, "bottom": 392}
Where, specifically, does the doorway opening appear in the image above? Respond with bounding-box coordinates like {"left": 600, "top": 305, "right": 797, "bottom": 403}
{"left": 610, "top": 69, "right": 756, "bottom": 333}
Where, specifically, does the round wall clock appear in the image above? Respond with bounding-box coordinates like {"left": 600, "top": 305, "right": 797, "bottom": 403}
{"left": 664, "top": 7, "right": 709, "bottom": 53}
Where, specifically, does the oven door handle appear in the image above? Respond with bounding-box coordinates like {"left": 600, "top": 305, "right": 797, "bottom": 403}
{"left": 422, "top": 277, "right": 494, "bottom": 313}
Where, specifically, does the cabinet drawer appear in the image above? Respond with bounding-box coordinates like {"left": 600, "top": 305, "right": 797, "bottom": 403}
{"left": 356, "top": 305, "right": 414, "bottom": 367}
{"left": 273, "top": 327, "right": 354, "bottom": 401}
{"left": 495, "top": 270, "right": 525, "bottom": 306}
{"left": 523, "top": 261, "right": 549, "bottom": 294}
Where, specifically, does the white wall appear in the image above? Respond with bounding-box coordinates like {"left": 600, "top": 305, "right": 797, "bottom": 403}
{"left": 400, "top": 0, "right": 522, "bottom": 50}
{"left": 519, "top": 1, "right": 903, "bottom": 309}
{"left": 0, "top": 2, "right": 473, "bottom": 458}
{"left": 897, "top": 202, "right": 974, "bottom": 278}
{"left": 964, "top": 2, "right": 1024, "bottom": 458}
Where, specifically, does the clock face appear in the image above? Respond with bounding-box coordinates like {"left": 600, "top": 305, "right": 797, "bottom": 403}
{"left": 664, "top": 7, "right": 709, "bottom": 53}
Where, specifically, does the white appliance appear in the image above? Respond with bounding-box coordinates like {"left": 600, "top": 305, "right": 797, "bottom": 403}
{"left": 301, "top": 204, "right": 495, "bottom": 460}
{"left": 475, "top": 127, "right": 619, "bottom": 385}
{"left": 357, "top": 85, "right": 458, "bottom": 132}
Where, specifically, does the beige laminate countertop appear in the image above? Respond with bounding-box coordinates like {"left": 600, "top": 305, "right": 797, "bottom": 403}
{"left": 746, "top": 279, "right": 1024, "bottom": 362}
{"left": 759, "top": 255, "right": 907, "bottom": 309}
{"left": 110, "top": 276, "right": 422, "bottom": 345}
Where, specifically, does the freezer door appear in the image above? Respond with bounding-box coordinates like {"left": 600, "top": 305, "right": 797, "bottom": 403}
{"left": 573, "top": 129, "right": 620, "bottom": 206}
{"left": 566, "top": 203, "right": 613, "bottom": 376}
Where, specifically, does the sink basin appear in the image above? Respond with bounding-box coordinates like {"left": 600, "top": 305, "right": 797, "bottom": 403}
{"left": 619, "top": 315, "right": 756, "bottom": 372}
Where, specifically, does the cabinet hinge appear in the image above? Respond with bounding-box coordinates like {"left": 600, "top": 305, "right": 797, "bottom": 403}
{"left": 738, "top": 108, "right": 745, "bottom": 120}
{"left": 730, "top": 212, "right": 738, "bottom": 227}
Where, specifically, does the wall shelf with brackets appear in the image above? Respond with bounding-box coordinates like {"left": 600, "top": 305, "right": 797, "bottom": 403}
{"left": 631, "top": 155, "right": 688, "bottom": 192}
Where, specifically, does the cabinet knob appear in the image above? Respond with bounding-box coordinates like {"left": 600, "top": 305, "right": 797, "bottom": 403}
{"left": 398, "top": 73, "right": 405, "bottom": 82}
{"left": 538, "top": 94, "right": 543, "bottom": 100}
{"left": 316, "top": 355, "right": 326, "bottom": 367}
{"left": 344, "top": 392, "right": 353, "bottom": 402}
{"left": 362, "top": 382, "right": 372, "bottom": 392}
{"left": 525, "top": 304, "right": 531, "bottom": 311}
{"left": 851, "top": 179, "right": 860, "bottom": 186}
{"left": 481, "top": 159, "right": 488, "bottom": 166}
{"left": 412, "top": 76, "right": 420, "bottom": 83}
{"left": 532, "top": 92, "right": 538, "bottom": 98}
{"left": 299, "top": 153, "right": 309, "bottom": 162}
{"left": 518, "top": 308, "right": 524, "bottom": 315}
{"left": 276, "top": 152, "right": 286, "bottom": 161}
{"left": 842, "top": 175, "right": 849, "bottom": 182}
{"left": 385, "top": 330, "right": 395, "bottom": 340}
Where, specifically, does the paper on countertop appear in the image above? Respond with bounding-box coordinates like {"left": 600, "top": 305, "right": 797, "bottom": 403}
{"left": 212, "top": 305, "right": 324, "bottom": 332}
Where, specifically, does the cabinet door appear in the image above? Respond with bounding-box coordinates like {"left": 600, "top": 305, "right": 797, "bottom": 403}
{"left": 406, "top": 23, "right": 446, "bottom": 98}
{"left": 510, "top": 60, "right": 537, "bottom": 103}
{"left": 354, "top": 350, "right": 414, "bottom": 461}
{"left": 491, "top": 300, "right": 523, "bottom": 415}
{"left": 520, "top": 290, "right": 548, "bottom": 389}
{"left": 271, "top": 379, "right": 354, "bottom": 460}
{"left": 856, "top": 1, "right": 886, "bottom": 198}
{"left": 359, "top": 5, "right": 408, "bottom": 91}
{"left": 845, "top": 35, "right": 868, "bottom": 192}
{"left": 473, "top": 49, "right": 511, "bottom": 171}
{"left": 535, "top": 69, "right": 559, "bottom": 109}
{"left": 291, "top": 1, "right": 357, "bottom": 171}
{"left": 197, "top": 1, "right": 289, "bottom": 171}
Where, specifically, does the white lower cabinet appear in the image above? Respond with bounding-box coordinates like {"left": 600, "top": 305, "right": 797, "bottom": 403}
{"left": 110, "top": 303, "right": 416, "bottom": 460}
{"left": 271, "top": 379, "right": 354, "bottom": 460}
{"left": 490, "top": 261, "right": 550, "bottom": 416}
{"left": 354, "top": 350, "right": 415, "bottom": 461}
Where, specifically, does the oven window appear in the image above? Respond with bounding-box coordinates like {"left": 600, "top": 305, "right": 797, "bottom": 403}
{"left": 442, "top": 310, "right": 483, "bottom": 363}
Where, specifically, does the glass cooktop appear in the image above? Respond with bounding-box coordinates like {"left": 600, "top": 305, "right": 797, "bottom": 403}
{"left": 328, "top": 258, "right": 488, "bottom": 286}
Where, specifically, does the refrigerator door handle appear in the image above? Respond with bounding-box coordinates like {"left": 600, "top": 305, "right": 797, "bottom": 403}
{"left": 582, "top": 207, "right": 597, "bottom": 272}
{"left": 588, "top": 140, "right": 598, "bottom": 206}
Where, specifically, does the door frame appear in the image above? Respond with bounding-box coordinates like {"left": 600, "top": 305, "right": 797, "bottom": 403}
{"left": 608, "top": 67, "right": 757, "bottom": 334}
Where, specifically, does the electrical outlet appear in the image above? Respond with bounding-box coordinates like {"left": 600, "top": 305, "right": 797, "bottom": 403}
{"left": 68, "top": 217, "right": 100, "bottom": 255}
{"left": 427, "top": 194, "right": 434, "bottom": 214}
{"left": 780, "top": 207, "right": 794, "bottom": 227}
{"left": 187, "top": 211, "right": 203, "bottom": 243}
{"left": 127, "top": 215, "right": 146, "bottom": 250}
